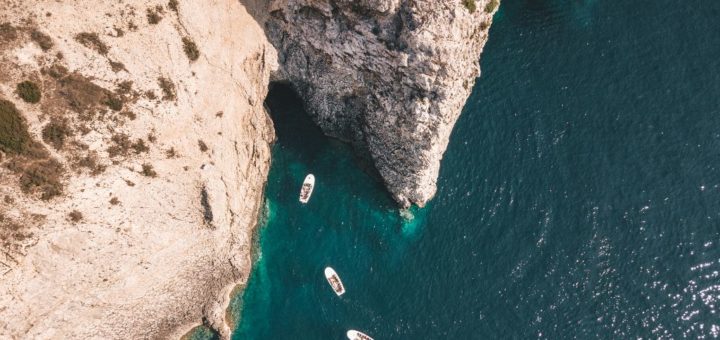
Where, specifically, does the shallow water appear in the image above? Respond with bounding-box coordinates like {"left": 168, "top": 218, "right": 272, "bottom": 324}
{"left": 222, "top": 0, "right": 720, "bottom": 338}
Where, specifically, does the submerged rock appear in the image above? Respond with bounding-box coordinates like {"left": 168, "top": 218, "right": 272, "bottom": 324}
{"left": 266, "top": 0, "right": 499, "bottom": 206}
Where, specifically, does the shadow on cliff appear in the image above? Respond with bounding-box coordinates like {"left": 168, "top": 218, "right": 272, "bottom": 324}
{"left": 265, "top": 83, "right": 326, "bottom": 158}
{"left": 237, "top": 0, "right": 271, "bottom": 28}
{"left": 240, "top": 0, "right": 396, "bottom": 204}
{"left": 264, "top": 83, "right": 386, "bottom": 186}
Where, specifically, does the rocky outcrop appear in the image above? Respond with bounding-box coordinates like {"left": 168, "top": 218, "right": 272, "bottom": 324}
{"left": 0, "top": 0, "right": 276, "bottom": 338}
{"left": 1, "top": 0, "right": 497, "bottom": 337}
{"left": 265, "top": 0, "right": 498, "bottom": 207}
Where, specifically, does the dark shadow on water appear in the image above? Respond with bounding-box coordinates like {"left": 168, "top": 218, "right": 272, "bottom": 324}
{"left": 266, "top": 83, "right": 328, "bottom": 161}
{"left": 265, "top": 82, "right": 394, "bottom": 205}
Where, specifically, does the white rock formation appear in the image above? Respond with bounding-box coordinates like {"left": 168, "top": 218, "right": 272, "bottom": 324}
{"left": 264, "top": 0, "right": 499, "bottom": 207}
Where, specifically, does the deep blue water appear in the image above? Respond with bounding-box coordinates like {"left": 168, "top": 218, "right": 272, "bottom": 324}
{"left": 225, "top": 0, "right": 720, "bottom": 338}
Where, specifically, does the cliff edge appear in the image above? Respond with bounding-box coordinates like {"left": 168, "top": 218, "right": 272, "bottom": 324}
{"left": 0, "top": 0, "right": 275, "bottom": 338}
{"left": 1, "top": 0, "right": 497, "bottom": 338}
{"left": 264, "top": 0, "right": 498, "bottom": 207}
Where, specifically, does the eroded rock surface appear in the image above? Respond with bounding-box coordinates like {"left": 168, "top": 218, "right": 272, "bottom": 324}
{"left": 0, "top": 0, "right": 276, "bottom": 338}
{"left": 265, "top": 0, "right": 498, "bottom": 206}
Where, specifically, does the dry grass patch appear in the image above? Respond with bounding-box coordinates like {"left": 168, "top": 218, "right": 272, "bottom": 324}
{"left": 57, "top": 73, "right": 110, "bottom": 113}
{"left": 119, "top": 110, "right": 137, "bottom": 120}
{"left": 109, "top": 60, "right": 126, "bottom": 73}
{"left": 0, "top": 22, "right": 18, "bottom": 42}
{"left": 0, "top": 213, "right": 24, "bottom": 246}
{"left": 182, "top": 37, "right": 200, "bottom": 62}
{"left": 158, "top": 77, "right": 176, "bottom": 101}
{"left": 107, "top": 133, "right": 131, "bottom": 158}
{"left": 147, "top": 6, "right": 164, "bottom": 24}
{"left": 198, "top": 140, "right": 208, "bottom": 152}
{"left": 44, "top": 64, "right": 68, "bottom": 79}
{"left": 72, "top": 151, "right": 106, "bottom": 175}
{"left": 68, "top": 210, "right": 83, "bottom": 223}
{"left": 30, "top": 29, "right": 53, "bottom": 51}
{"left": 141, "top": 163, "right": 157, "bottom": 177}
{"left": 131, "top": 138, "right": 149, "bottom": 153}
{"left": 116, "top": 80, "right": 133, "bottom": 95}
{"left": 42, "top": 119, "right": 72, "bottom": 150}
{"left": 165, "top": 147, "right": 177, "bottom": 158}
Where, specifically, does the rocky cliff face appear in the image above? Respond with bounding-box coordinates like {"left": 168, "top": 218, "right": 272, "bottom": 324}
{"left": 265, "top": 0, "right": 498, "bottom": 207}
{"left": 1, "top": 0, "right": 497, "bottom": 338}
{"left": 0, "top": 1, "right": 275, "bottom": 338}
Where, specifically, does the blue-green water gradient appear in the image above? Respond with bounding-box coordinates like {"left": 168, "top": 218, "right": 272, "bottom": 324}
{"left": 229, "top": 0, "right": 720, "bottom": 338}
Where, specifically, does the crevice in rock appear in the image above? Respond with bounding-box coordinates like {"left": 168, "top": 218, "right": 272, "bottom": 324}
{"left": 200, "top": 187, "right": 214, "bottom": 226}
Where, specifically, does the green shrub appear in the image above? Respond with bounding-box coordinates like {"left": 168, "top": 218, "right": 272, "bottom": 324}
{"left": 168, "top": 0, "right": 179, "bottom": 12}
{"left": 104, "top": 96, "right": 123, "bottom": 111}
{"left": 182, "top": 37, "right": 200, "bottom": 62}
{"left": 463, "top": 0, "right": 476, "bottom": 13}
{"left": 17, "top": 81, "right": 41, "bottom": 103}
{"left": 485, "top": 0, "right": 499, "bottom": 13}
{"left": 0, "top": 99, "right": 31, "bottom": 154}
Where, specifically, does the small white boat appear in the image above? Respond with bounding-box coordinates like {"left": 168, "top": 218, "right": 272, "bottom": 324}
{"left": 324, "top": 267, "right": 345, "bottom": 296}
{"left": 347, "top": 330, "right": 374, "bottom": 340}
{"left": 299, "top": 174, "right": 315, "bottom": 203}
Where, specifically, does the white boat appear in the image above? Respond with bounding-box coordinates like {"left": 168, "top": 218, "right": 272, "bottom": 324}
{"left": 347, "top": 330, "right": 374, "bottom": 340}
{"left": 299, "top": 174, "right": 315, "bottom": 203}
{"left": 324, "top": 267, "right": 345, "bottom": 296}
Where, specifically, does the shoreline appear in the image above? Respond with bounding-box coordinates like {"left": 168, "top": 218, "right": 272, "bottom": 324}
{"left": 176, "top": 130, "right": 275, "bottom": 340}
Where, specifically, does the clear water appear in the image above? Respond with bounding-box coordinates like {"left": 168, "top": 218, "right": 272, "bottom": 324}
{"left": 224, "top": 0, "right": 720, "bottom": 338}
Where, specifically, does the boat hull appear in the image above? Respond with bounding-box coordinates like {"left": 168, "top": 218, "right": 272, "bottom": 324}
{"left": 324, "top": 267, "right": 345, "bottom": 296}
{"left": 347, "top": 330, "right": 374, "bottom": 340}
{"left": 299, "top": 174, "right": 315, "bottom": 203}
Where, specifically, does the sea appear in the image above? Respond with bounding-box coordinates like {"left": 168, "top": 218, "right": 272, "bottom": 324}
{"left": 190, "top": 0, "right": 720, "bottom": 338}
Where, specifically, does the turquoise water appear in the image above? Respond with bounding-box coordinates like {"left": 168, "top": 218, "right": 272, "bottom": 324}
{"left": 228, "top": 0, "right": 720, "bottom": 338}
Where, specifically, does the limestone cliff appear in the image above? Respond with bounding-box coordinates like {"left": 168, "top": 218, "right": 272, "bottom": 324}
{"left": 1, "top": 0, "right": 497, "bottom": 338}
{"left": 264, "top": 0, "right": 498, "bottom": 207}
{"left": 0, "top": 0, "right": 276, "bottom": 338}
